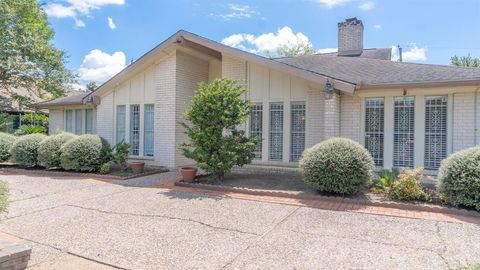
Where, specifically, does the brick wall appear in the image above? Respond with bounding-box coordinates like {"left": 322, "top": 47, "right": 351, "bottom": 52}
{"left": 306, "top": 90, "right": 325, "bottom": 148}
{"left": 175, "top": 51, "right": 209, "bottom": 166}
{"left": 96, "top": 92, "right": 114, "bottom": 145}
{"left": 340, "top": 94, "right": 362, "bottom": 143}
{"left": 324, "top": 93, "right": 340, "bottom": 139}
{"left": 155, "top": 53, "right": 177, "bottom": 167}
{"left": 453, "top": 92, "right": 479, "bottom": 152}
{"left": 222, "top": 55, "right": 246, "bottom": 86}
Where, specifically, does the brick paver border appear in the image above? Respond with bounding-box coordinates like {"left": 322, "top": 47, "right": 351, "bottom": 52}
{"left": 168, "top": 180, "right": 480, "bottom": 225}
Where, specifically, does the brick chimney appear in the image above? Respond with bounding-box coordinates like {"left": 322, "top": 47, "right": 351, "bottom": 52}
{"left": 338, "top": 17, "right": 364, "bottom": 56}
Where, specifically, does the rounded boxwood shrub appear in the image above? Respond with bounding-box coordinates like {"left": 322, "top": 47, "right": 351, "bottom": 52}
{"left": 37, "top": 132, "right": 76, "bottom": 168}
{"left": 60, "top": 135, "right": 111, "bottom": 172}
{"left": 0, "top": 133, "right": 16, "bottom": 162}
{"left": 438, "top": 146, "right": 480, "bottom": 210}
{"left": 300, "top": 138, "right": 374, "bottom": 195}
{"left": 10, "top": 134, "right": 47, "bottom": 167}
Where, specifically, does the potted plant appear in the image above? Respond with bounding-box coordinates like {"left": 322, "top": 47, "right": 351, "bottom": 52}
{"left": 130, "top": 161, "right": 145, "bottom": 174}
{"left": 180, "top": 167, "right": 197, "bottom": 182}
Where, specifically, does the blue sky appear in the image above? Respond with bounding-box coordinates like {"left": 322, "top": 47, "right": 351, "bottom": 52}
{"left": 42, "top": 0, "right": 480, "bottom": 88}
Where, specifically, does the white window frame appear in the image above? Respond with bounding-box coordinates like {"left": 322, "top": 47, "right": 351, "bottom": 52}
{"left": 143, "top": 104, "right": 154, "bottom": 157}
{"left": 364, "top": 97, "right": 385, "bottom": 167}
{"left": 250, "top": 103, "right": 263, "bottom": 159}
{"left": 424, "top": 95, "right": 448, "bottom": 170}
{"left": 65, "top": 110, "right": 73, "bottom": 133}
{"left": 269, "top": 102, "right": 284, "bottom": 161}
{"left": 116, "top": 105, "right": 126, "bottom": 144}
{"left": 129, "top": 104, "right": 140, "bottom": 156}
{"left": 393, "top": 96, "right": 415, "bottom": 168}
{"left": 290, "top": 101, "right": 306, "bottom": 162}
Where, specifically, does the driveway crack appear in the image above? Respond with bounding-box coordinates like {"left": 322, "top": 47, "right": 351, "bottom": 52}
{"left": 435, "top": 221, "right": 452, "bottom": 269}
{"left": 220, "top": 206, "right": 301, "bottom": 269}
{"left": 66, "top": 204, "right": 259, "bottom": 236}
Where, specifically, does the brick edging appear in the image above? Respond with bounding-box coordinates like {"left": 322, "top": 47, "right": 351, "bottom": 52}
{"left": 0, "top": 167, "right": 170, "bottom": 180}
{"left": 175, "top": 181, "right": 480, "bottom": 218}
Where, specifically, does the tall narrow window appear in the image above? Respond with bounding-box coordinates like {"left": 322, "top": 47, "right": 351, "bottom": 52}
{"left": 425, "top": 96, "right": 448, "bottom": 169}
{"left": 269, "top": 102, "right": 283, "bottom": 161}
{"left": 116, "top": 105, "right": 126, "bottom": 143}
{"left": 290, "top": 101, "right": 306, "bottom": 162}
{"left": 250, "top": 103, "right": 263, "bottom": 159}
{"left": 365, "top": 98, "right": 384, "bottom": 166}
{"left": 394, "top": 97, "right": 415, "bottom": 168}
{"left": 85, "top": 109, "right": 93, "bottom": 134}
{"left": 144, "top": 104, "right": 154, "bottom": 157}
{"left": 65, "top": 110, "right": 73, "bottom": 133}
{"left": 75, "top": 109, "right": 83, "bottom": 135}
{"left": 130, "top": 105, "right": 140, "bottom": 155}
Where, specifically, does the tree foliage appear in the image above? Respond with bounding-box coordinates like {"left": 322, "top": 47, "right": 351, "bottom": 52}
{"left": 451, "top": 54, "right": 480, "bottom": 67}
{"left": 0, "top": 0, "right": 75, "bottom": 99}
{"left": 86, "top": 82, "right": 98, "bottom": 92}
{"left": 179, "top": 78, "right": 257, "bottom": 180}
{"left": 266, "top": 41, "right": 315, "bottom": 58}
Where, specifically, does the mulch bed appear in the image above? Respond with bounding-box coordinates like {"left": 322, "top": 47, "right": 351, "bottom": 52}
{"left": 0, "top": 164, "right": 169, "bottom": 180}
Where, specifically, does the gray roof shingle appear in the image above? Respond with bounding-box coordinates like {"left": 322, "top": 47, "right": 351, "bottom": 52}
{"left": 36, "top": 92, "right": 88, "bottom": 107}
{"left": 274, "top": 54, "right": 480, "bottom": 87}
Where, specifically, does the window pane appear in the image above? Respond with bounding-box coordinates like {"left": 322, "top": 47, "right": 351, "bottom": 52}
{"left": 65, "top": 110, "right": 73, "bottom": 132}
{"left": 75, "top": 109, "right": 83, "bottom": 135}
{"left": 394, "top": 97, "right": 415, "bottom": 168}
{"left": 365, "top": 98, "right": 384, "bottom": 167}
{"left": 250, "top": 103, "right": 263, "bottom": 159}
{"left": 116, "top": 105, "right": 126, "bottom": 144}
{"left": 144, "top": 104, "right": 154, "bottom": 156}
{"left": 85, "top": 109, "right": 93, "bottom": 134}
{"left": 269, "top": 102, "right": 283, "bottom": 161}
{"left": 130, "top": 105, "right": 140, "bottom": 155}
{"left": 425, "top": 96, "right": 448, "bottom": 169}
{"left": 290, "top": 101, "right": 306, "bottom": 162}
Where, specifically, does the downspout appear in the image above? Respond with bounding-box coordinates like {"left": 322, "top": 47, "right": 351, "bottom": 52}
{"left": 475, "top": 86, "right": 480, "bottom": 145}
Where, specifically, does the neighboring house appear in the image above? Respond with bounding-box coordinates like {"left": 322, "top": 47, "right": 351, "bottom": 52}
{"left": 37, "top": 18, "right": 480, "bottom": 173}
{"left": 0, "top": 87, "right": 45, "bottom": 129}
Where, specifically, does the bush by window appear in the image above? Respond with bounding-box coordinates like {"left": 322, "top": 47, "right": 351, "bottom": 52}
{"left": 438, "top": 146, "right": 480, "bottom": 210}
{"left": 0, "top": 133, "right": 16, "bottom": 162}
{"left": 37, "top": 132, "right": 76, "bottom": 168}
{"left": 300, "top": 138, "right": 374, "bottom": 195}
{"left": 60, "top": 134, "right": 111, "bottom": 172}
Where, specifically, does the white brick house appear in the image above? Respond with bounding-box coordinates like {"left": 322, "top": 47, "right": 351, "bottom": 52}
{"left": 37, "top": 18, "right": 480, "bottom": 173}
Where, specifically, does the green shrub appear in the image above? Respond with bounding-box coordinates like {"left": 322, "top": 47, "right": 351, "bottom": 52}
{"left": 438, "top": 146, "right": 480, "bottom": 210}
{"left": 299, "top": 138, "right": 374, "bottom": 195}
{"left": 389, "top": 167, "right": 426, "bottom": 201}
{"left": 10, "top": 134, "right": 46, "bottom": 167}
{"left": 374, "top": 169, "right": 400, "bottom": 191}
{"left": 21, "top": 113, "right": 49, "bottom": 131}
{"left": 60, "top": 135, "right": 111, "bottom": 172}
{"left": 0, "top": 180, "right": 9, "bottom": 213}
{"left": 100, "top": 163, "right": 111, "bottom": 174}
{"left": 15, "top": 125, "right": 46, "bottom": 135}
{"left": 112, "top": 141, "right": 130, "bottom": 171}
{"left": 37, "top": 133, "right": 76, "bottom": 168}
{"left": 0, "top": 132, "right": 16, "bottom": 162}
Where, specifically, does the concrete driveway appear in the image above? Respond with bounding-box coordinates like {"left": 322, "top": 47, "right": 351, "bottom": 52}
{"left": 0, "top": 171, "right": 479, "bottom": 270}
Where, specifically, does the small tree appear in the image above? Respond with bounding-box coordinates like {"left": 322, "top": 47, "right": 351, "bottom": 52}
{"left": 86, "top": 82, "right": 98, "bottom": 92}
{"left": 179, "top": 78, "right": 257, "bottom": 180}
{"left": 266, "top": 41, "right": 315, "bottom": 58}
{"left": 451, "top": 54, "right": 480, "bottom": 67}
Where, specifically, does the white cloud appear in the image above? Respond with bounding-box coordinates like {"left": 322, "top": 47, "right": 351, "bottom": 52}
{"left": 222, "top": 26, "right": 311, "bottom": 54}
{"left": 77, "top": 49, "right": 126, "bottom": 85}
{"left": 107, "top": 17, "right": 116, "bottom": 29}
{"left": 44, "top": 0, "right": 125, "bottom": 27}
{"left": 210, "top": 4, "right": 259, "bottom": 21}
{"left": 359, "top": 1, "right": 375, "bottom": 10}
{"left": 315, "top": 0, "right": 349, "bottom": 8}
{"left": 374, "top": 24, "right": 382, "bottom": 29}
{"left": 317, "top": 48, "right": 338, "bottom": 54}
{"left": 391, "top": 44, "right": 427, "bottom": 62}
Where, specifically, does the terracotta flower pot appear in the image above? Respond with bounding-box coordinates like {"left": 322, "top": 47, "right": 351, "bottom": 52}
{"left": 180, "top": 167, "right": 197, "bottom": 183}
{"left": 130, "top": 162, "right": 145, "bottom": 174}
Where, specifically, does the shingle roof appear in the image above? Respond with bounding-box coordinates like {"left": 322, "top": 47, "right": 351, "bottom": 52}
{"left": 35, "top": 92, "right": 88, "bottom": 108}
{"left": 274, "top": 54, "right": 480, "bottom": 87}
{"left": 314, "top": 48, "right": 392, "bottom": 60}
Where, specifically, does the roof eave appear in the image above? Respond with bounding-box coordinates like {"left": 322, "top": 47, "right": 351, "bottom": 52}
{"left": 358, "top": 79, "right": 480, "bottom": 90}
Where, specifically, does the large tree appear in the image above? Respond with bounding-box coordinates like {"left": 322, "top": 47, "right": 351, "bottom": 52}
{"left": 179, "top": 78, "right": 257, "bottom": 180}
{"left": 451, "top": 54, "right": 480, "bottom": 67}
{"left": 0, "top": 0, "right": 75, "bottom": 100}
